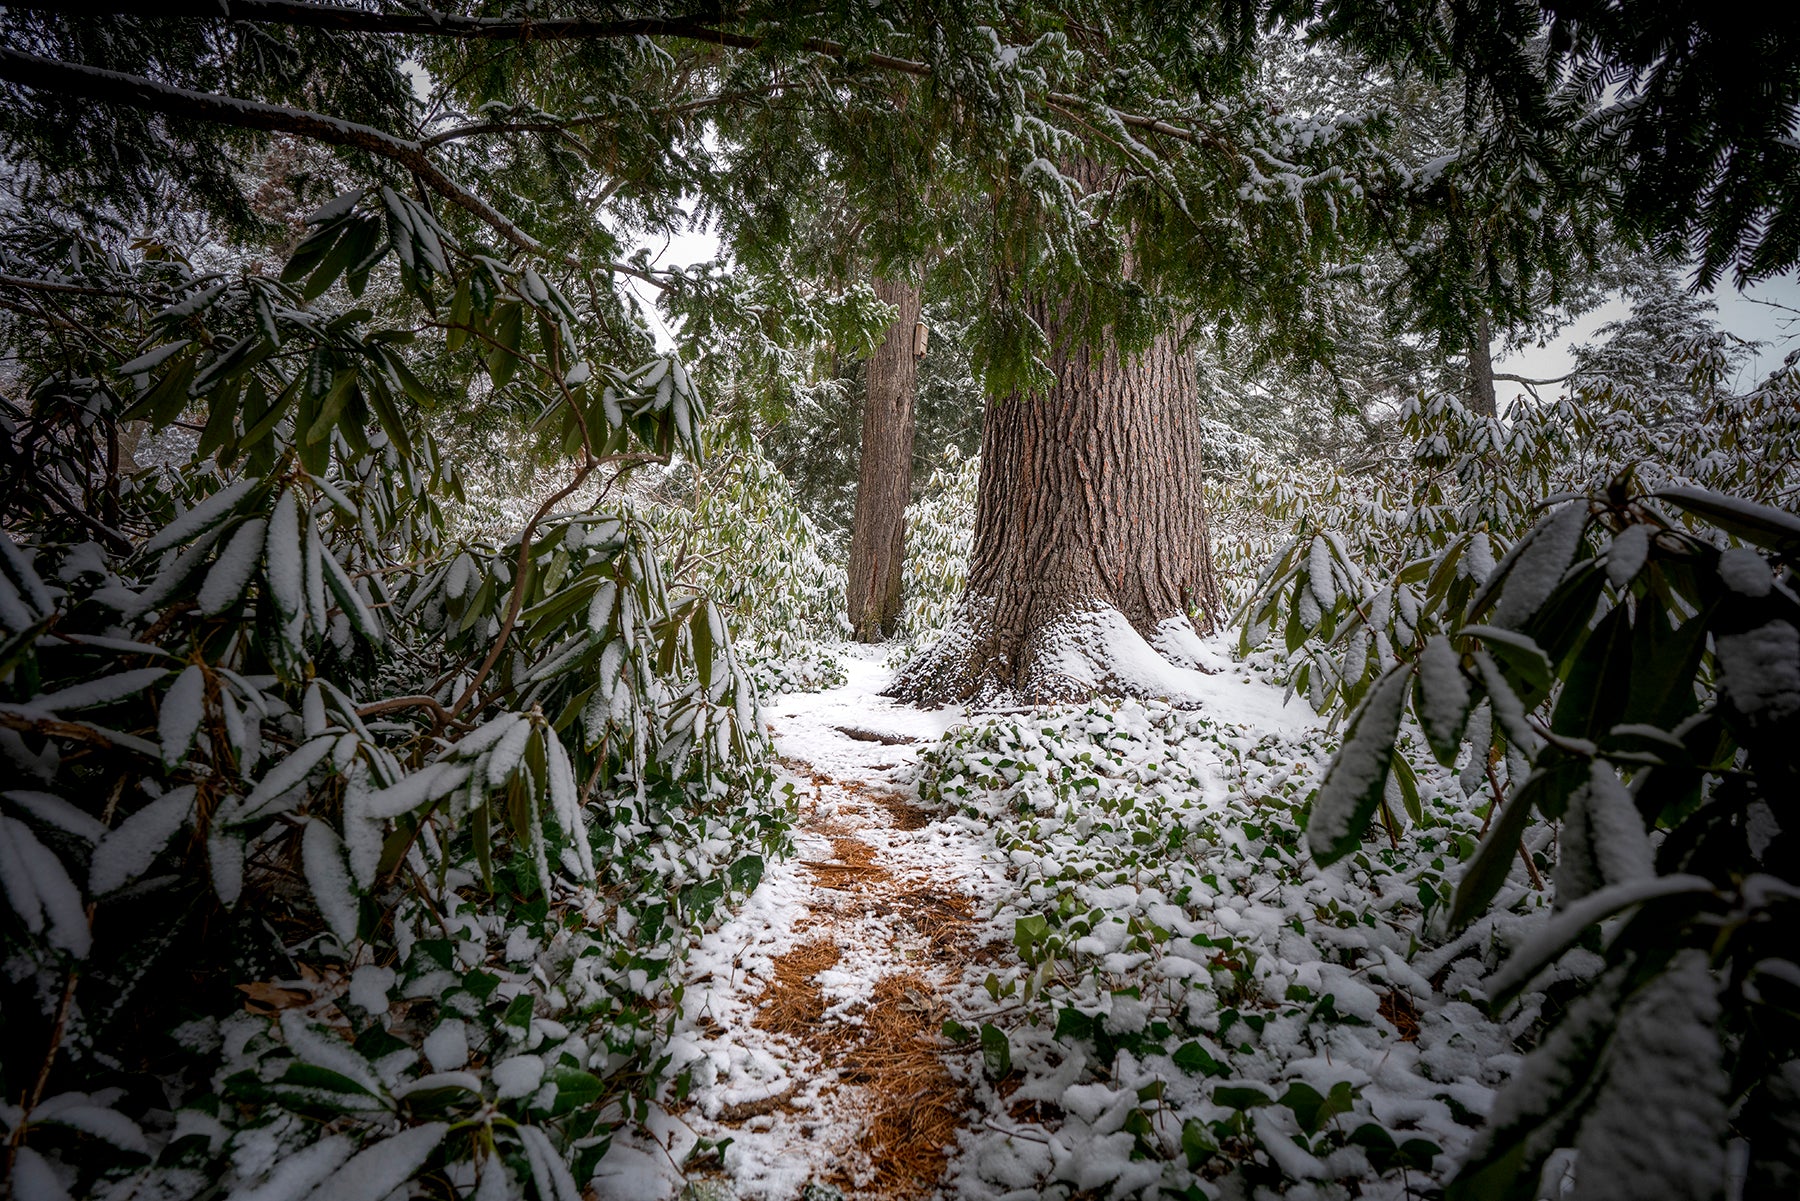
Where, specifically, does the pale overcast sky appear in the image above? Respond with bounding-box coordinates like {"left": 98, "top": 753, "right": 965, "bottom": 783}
{"left": 1500, "top": 271, "right": 1800, "bottom": 392}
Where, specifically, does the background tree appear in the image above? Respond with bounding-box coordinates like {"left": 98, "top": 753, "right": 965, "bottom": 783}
{"left": 845, "top": 271, "right": 924, "bottom": 640}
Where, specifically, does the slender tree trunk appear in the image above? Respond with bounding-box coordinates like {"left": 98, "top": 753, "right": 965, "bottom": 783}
{"left": 893, "top": 294, "right": 1222, "bottom": 704}
{"left": 846, "top": 275, "right": 923, "bottom": 641}
{"left": 1468, "top": 311, "right": 1497, "bottom": 416}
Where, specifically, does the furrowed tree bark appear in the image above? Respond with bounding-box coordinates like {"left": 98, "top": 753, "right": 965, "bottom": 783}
{"left": 1468, "top": 311, "right": 1497, "bottom": 416}
{"left": 893, "top": 290, "right": 1222, "bottom": 704}
{"left": 846, "top": 275, "right": 923, "bottom": 641}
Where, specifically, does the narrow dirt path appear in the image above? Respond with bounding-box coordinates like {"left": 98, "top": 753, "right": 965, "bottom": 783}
{"left": 592, "top": 651, "right": 1002, "bottom": 1201}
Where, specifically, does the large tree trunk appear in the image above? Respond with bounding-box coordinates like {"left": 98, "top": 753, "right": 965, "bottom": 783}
{"left": 1468, "top": 311, "right": 1497, "bottom": 416}
{"left": 846, "top": 275, "right": 923, "bottom": 641}
{"left": 892, "top": 296, "right": 1222, "bottom": 705}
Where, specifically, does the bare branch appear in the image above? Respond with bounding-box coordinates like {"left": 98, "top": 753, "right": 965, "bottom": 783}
{"left": 1492, "top": 372, "right": 1572, "bottom": 386}
{"left": 442, "top": 451, "right": 669, "bottom": 726}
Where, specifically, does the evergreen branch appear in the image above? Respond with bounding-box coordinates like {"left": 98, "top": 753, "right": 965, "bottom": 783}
{"left": 0, "top": 271, "right": 148, "bottom": 298}
{"left": 422, "top": 82, "right": 810, "bottom": 147}
{"left": 20, "top": 2, "right": 1210, "bottom": 145}
{"left": 443, "top": 451, "right": 670, "bottom": 727}
{"left": 0, "top": 46, "right": 669, "bottom": 288}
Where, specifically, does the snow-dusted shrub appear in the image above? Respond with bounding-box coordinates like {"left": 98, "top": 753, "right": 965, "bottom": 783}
{"left": 1230, "top": 294, "right": 1800, "bottom": 1196}
{"left": 1288, "top": 482, "right": 1800, "bottom": 1199}
{"left": 0, "top": 206, "right": 788, "bottom": 1199}
{"left": 898, "top": 446, "right": 980, "bottom": 641}
{"left": 649, "top": 436, "right": 850, "bottom": 694}
{"left": 1234, "top": 288, "right": 1800, "bottom": 719}
{"left": 917, "top": 700, "right": 1527, "bottom": 1197}
{"left": 1202, "top": 416, "right": 1407, "bottom": 618}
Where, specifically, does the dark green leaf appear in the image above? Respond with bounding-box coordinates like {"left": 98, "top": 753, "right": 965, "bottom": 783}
{"left": 980, "top": 1023, "right": 1011, "bottom": 1078}
{"left": 541, "top": 1066, "right": 606, "bottom": 1115}
{"left": 487, "top": 302, "right": 523, "bottom": 387}
{"left": 1656, "top": 486, "right": 1800, "bottom": 555}
{"left": 1211, "top": 1085, "right": 1273, "bottom": 1111}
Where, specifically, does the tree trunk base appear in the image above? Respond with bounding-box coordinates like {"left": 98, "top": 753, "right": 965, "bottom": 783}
{"left": 888, "top": 603, "right": 1217, "bottom": 708}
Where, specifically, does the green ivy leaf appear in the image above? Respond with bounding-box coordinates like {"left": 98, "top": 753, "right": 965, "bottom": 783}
{"left": 980, "top": 1023, "right": 1011, "bottom": 1079}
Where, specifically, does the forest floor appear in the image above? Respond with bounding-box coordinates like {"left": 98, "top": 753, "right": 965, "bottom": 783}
{"left": 592, "top": 647, "right": 995, "bottom": 1200}
{"left": 590, "top": 643, "right": 1526, "bottom": 1201}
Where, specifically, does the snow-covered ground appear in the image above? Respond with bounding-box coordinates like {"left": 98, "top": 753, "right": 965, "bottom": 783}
{"left": 593, "top": 648, "right": 996, "bottom": 1199}
{"left": 594, "top": 640, "right": 1548, "bottom": 1200}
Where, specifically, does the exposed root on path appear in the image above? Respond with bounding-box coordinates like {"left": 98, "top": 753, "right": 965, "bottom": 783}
{"left": 834, "top": 726, "right": 920, "bottom": 746}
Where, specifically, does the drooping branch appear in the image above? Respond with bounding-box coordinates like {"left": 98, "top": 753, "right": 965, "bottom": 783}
{"left": 26, "top": 1, "right": 772, "bottom": 48}
{"left": 14, "top": 2, "right": 1210, "bottom": 145}
{"left": 0, "top": 46, "right": 670, "bottom": 288}
{"left": 442, "top": 452, "right": 670, "bottom": 726}
{"left": 0, "top": 271, "right": 151, "bottom": 298}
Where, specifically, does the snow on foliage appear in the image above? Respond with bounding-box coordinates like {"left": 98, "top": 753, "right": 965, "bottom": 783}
{"left": 0, "top": 221, "right": 810, "bottom": 1200}
{"left": 915, "top": 693, "right": 1544, "bottom": 1198}
{"left": 1305, "top": 665, "right": 1410, "bottom": 862}
{"left": 1225, "top": 286, "right": 1800, "bottom": 1198}
{"left": 899, "top": 446, "right": 982, "bottom": 642}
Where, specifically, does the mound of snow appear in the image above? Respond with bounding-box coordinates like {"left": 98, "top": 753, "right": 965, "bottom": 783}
{"left": 1044, "top": 606, "right": 1317, "bottom": 734}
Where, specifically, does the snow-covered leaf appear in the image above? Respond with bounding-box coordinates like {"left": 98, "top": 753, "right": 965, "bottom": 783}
{"left": 305, "top": 187, "right": 367, "bottom": 226}
{"left": 197, "top": 518, "right": 268, "bottom": 616}
{"left": 33, "top": 667, "right": 167, "bottom": 712}
{"left": 3, "top": 790, "right": 108, "bottom": 843}
{"left": 209, "top": 827, "right": 244, "bottom": 905}
{"left": 90, "top": 786, "right": 195, "bottom": 895}
{"left": 1716, "top": 618, "right": 1800, "bottom": 726}
{"left": 1554, "top": 761, "right": 1656, "bottom": 905}
{"left": 301, "top": 817, "right": 359, "bottom": 944}
{"left": 304, "top": 517, "right": 329, "bottom": 632}
{"left": 118, "top": 339, "right": 192, "bottom": 377}
{"left": 1415, "top": 635, "right": 1471, "bottom": 765}
{"left": 142, "top": 478, "right": 258, "bottom": 556}
{"left": 225, "top": 1133, "right": 353, "bottom": 1201}
{"left": 1487, "top": 874, "right": 1713, "bottom": 1004}
{"left": 0, "top": 532, "right": 53, "bottom": 616}
{"left": 10, "top": 1146, "right": 75, "bottom": 1201}
{"left": 280, "top": 1010, "right": 383, "bottom": 1096}
{"left": 1604, "top": 523, "right": 1650, "bottom": 588}
{"left": 1307, "top": 665, "right": 1411, "bottom": 864}
{"left": 319, "top": 543, "right": 382, "bottom": 643}
{"left": 1657, "top": 485, "right": 1800, "bottom": 551}
{"left": 1567, "top": 949, "right": 1730, "bottom": 1201}
{"left": 234, "top": 737, "right": 334, "bottom": 823}
{"left": 1307, "top": 536, "right": 1336, "bottom": 610}
{"left": 35, "top": 1100, "right": 149, "bottom": 1154}
{"left": 0, "top": 816, "right": 90, "bottom": 956}
{"left": 1486, "top": 501, "right": 1588, "bottom": 629}
{"left": 485, "top": 716, "right": 532, "bottom": 788}
{"left": 159, "top": 664, "right": 206, "bottom": 768}
{"left": 306, "top": 1122, "right": 446, "bottom": 1201}
{"left": 265, "top": 489, "right": 305, "bottom": 622}
{"left": 516, "top": 1123, "right": 581, "bottom": 1201}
